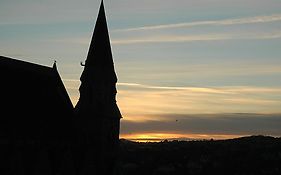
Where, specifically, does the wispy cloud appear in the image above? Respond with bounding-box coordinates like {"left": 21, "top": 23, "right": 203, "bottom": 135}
{"left": 117, "top": 82, "right": 235, "bottom": 94}
{"left": 47, "top": 30, "right": 281, "bottom": 45}
{"left": 112, "top": 34, "right": 230, "bottom": 44}
{"left": 63, "top": 79, "right": 80, "bottom": 83}
{"left": 117, "top": 82, "right": 281, "bottom": 94}
{"left": 49, "top": 34, "right": 230, "bottom": 45}
{"left": 61, "top": 78, "right": 281, "bottom": 117}
{"left": 112, "top": 31, "right": 281, "bottom": 45}
{"left": 114, "top": 14, "right": 281, "bottom": 32}
{"left": 117, "top": 83, "right": 281, "bottom": 119}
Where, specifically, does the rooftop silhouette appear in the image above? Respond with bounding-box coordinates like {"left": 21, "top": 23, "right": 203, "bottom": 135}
{"left": 0, "top": 1, "right": 121, "bottom": 175}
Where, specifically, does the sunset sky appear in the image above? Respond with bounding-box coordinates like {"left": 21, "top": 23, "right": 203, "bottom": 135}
{"left": 1, "top": 0, "right": 281, "bottom": 140}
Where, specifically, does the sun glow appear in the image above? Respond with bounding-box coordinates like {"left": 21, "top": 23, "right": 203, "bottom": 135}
{"left": 121, "top": 132, "right": 242, "bottom": 142}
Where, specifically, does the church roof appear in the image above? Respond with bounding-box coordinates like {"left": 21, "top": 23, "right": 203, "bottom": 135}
{"left": 0, "top": 56, "right": 73, "bottom": 138}
{"left": 0, "top": 55, "right": 55, "bottom": 76}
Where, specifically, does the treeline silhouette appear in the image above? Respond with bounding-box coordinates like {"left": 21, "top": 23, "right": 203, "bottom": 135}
{"left": 119, "top": 135, "right": 281, "bottom": 175}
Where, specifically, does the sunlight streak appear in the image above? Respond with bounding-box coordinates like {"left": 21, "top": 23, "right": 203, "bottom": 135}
{"left": 121, "top": 132, "right": 242, "bottom": 142}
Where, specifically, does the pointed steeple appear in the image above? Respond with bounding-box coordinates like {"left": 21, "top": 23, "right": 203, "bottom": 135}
{"left": 74, "top": 2, "right": 121, "bottom": 173}
{"left": 80, "top": 0, "right": 117, "bottom": 83}
{"left": 75, "top": 0, "right": 121, "bottom": 120}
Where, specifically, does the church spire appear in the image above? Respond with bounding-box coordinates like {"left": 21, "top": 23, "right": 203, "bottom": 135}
{"left": 80, "top": 0, "right": 117, "bottom": 83}
{"left": 75, "top": 0, "right": 121, "bottom": 119}
{"left": 74, "top": 2, "right": 121, "bottom": 174}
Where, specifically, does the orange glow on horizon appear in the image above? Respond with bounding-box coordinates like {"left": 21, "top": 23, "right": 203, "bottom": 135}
{"left": 121, "top": 132, "right": 242, "bottom": 142}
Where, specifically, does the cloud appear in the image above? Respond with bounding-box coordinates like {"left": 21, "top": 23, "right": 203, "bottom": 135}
{"left": 111, "top": 32, "right": 281, "bottom": 45}
{"left": 117, "top": 82, "right": 234, "bottom": 94}
{"left": 61, "top": 80, "right": 281, "bottom": 115}
{"left": 114, "top": 14, "right": 281, "bottom": 32}
{"left": 61, "top": 80, "right": 281, "bottom": 114}
{"left": 49, "top": 34, "right": 231, "bottom": 45}
{"left": 121, "top": 113, "right": 281, "bottom": 137}
{"left": 112, "top": 34, "right": 230, "bottom": 44}
{"left": 60, "top": 79, "right": 281, "bottom": 139}
{"left": 47, "top": 29, "right": 281, "bottom": 46}
{"left": 117, "top": 82, "right": 281, "bottom": 94}
{"left": 117, "top": 83, "right": 281, "bottom": 121}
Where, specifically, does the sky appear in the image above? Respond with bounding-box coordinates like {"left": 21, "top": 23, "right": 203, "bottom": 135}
{"left": 1, "top": 0, "right": 281, "bottom": 140}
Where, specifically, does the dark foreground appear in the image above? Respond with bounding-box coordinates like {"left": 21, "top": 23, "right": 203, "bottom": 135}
{"left": 119, "top": 135, "right": 281, "bottom": 175}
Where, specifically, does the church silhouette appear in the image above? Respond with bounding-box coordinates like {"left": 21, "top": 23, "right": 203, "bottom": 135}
{"left": 0, "top": 1, "right": 121, "bottom": 175}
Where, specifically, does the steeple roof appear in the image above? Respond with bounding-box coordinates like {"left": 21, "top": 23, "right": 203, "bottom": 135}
{"left": 80, "top": 0, "right": 117, "bottom": 82}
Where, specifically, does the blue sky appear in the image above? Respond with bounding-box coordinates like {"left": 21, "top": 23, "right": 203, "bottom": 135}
{"left": 1, "top": 0, "right": 281, "bottom": 139}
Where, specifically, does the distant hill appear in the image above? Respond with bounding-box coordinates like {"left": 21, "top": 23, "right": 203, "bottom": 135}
{"left": 119, "top": 135, "right": 281, "bottom": 175}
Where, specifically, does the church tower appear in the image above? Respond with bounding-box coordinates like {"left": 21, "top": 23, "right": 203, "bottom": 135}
{"left": 75, "top": 1, "right": 122, "bottom": 174}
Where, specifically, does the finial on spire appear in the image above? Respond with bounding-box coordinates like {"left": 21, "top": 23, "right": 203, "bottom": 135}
{"left": 53, "top": 60, "right": 57, "bottom": 69}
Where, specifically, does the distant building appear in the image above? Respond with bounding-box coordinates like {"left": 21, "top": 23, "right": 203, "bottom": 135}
{"left": 0, "top": 1, "right": 121, "bottom": 175}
